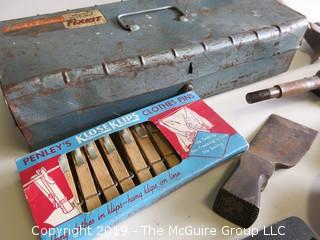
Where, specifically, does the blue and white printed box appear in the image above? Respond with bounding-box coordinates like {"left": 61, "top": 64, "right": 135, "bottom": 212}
{"left": 16, "top": 91, "right": 248, "bottom": 239}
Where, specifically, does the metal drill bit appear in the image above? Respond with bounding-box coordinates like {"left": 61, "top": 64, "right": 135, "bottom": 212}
{"left": 246, "top": 71, "right": 320, "bottom": 104}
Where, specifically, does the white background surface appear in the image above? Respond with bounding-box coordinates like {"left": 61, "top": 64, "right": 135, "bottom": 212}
{"left": 0, "top": 1, "right": 319, "bottom": 239}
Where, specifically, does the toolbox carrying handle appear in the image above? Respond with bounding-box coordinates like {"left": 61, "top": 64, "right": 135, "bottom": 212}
{"left": 117, "top": 5, "right": 188, "bottom": 32}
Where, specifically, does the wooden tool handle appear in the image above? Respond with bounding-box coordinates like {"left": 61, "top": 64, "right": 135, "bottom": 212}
{"left": 213, "top": 153, "right": 274, "bottom": 228}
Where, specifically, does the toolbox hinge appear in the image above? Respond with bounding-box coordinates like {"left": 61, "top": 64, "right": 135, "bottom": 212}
{"left": 4, "top": 18, "right": 307, "bottom": 101}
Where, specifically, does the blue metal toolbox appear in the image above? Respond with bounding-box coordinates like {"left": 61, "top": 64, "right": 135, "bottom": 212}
{"left": 0, "top": 0, "right": 307, "bottom": 149}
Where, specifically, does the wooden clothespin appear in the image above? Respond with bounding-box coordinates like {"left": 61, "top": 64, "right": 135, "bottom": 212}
{"left": 58, "top": 154, "right": 82, "bottom": 212}
{"left": 98, "top": 135, "right": 135, "bottom": 192}
{"left": 70, "top": 148, "right": 101, "bottom": 211}
{"left": 131, "top": 124, "right": 167, "bottom": 175}
{"left": 145, "top": 123, "right": 180, "bottom": 168}
{"left": 83, "top": 141, "right": 119, "bottom": 201}
{"left": 119, "top": 129, "right": 153, "bottom": 183}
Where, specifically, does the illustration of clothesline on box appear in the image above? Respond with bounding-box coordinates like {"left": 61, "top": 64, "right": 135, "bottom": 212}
{"left": 159, "top": 107, "right": 214, "bottom": 152}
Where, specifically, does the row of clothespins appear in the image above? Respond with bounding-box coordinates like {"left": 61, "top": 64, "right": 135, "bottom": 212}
{"left": 58, "top": 122, "right": 180, "bottom": 212}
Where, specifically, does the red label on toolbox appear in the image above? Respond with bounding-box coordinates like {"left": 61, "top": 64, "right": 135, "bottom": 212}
{"left": 3, "top": 16, "right": 65, "bottom": 33}
{"left": 2, "top": 9, "right": 107, "bottom": 34}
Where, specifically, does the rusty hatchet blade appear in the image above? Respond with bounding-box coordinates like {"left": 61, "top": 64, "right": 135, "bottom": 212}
{"left": 213, "top": 114, "right": 318, "bottom": 228}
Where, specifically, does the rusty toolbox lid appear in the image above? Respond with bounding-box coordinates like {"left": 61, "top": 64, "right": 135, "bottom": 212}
{"left": 0, "top": 0, "right": 306, "bottom": 86}
{"left": 0, "top": 0, "right": 307, "bottom": 149}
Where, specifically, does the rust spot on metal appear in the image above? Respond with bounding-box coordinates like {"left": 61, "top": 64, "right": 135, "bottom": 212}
{"left": 223, "top": 63, "right": 234, "bottom": 69}
{"left": 202, "top": 32, "right": 213, "bottom": 42}
{"left": 116, "top": 41, "right": 124, "bottom": 51}
{"left": 4, "top": 50, "right": 15, "bottom": 60}
{"left": 21, "top": 126, "right": 33, "bottom": 143}
{"left": 198, "top": 7, "right": 212, "bottom": 16}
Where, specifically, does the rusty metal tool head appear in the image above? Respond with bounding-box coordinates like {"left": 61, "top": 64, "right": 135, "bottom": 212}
{"left": 242, "top": 217, "right": 318, "bottom": 240}
{"left": 213, "top": 114, "right": 318, "bottom": 228}
{"left": 305, "top": 22, "right": 320, "bottom": 62}
{"left": 246, "top": 72, "right": 320, "bottom": 103}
